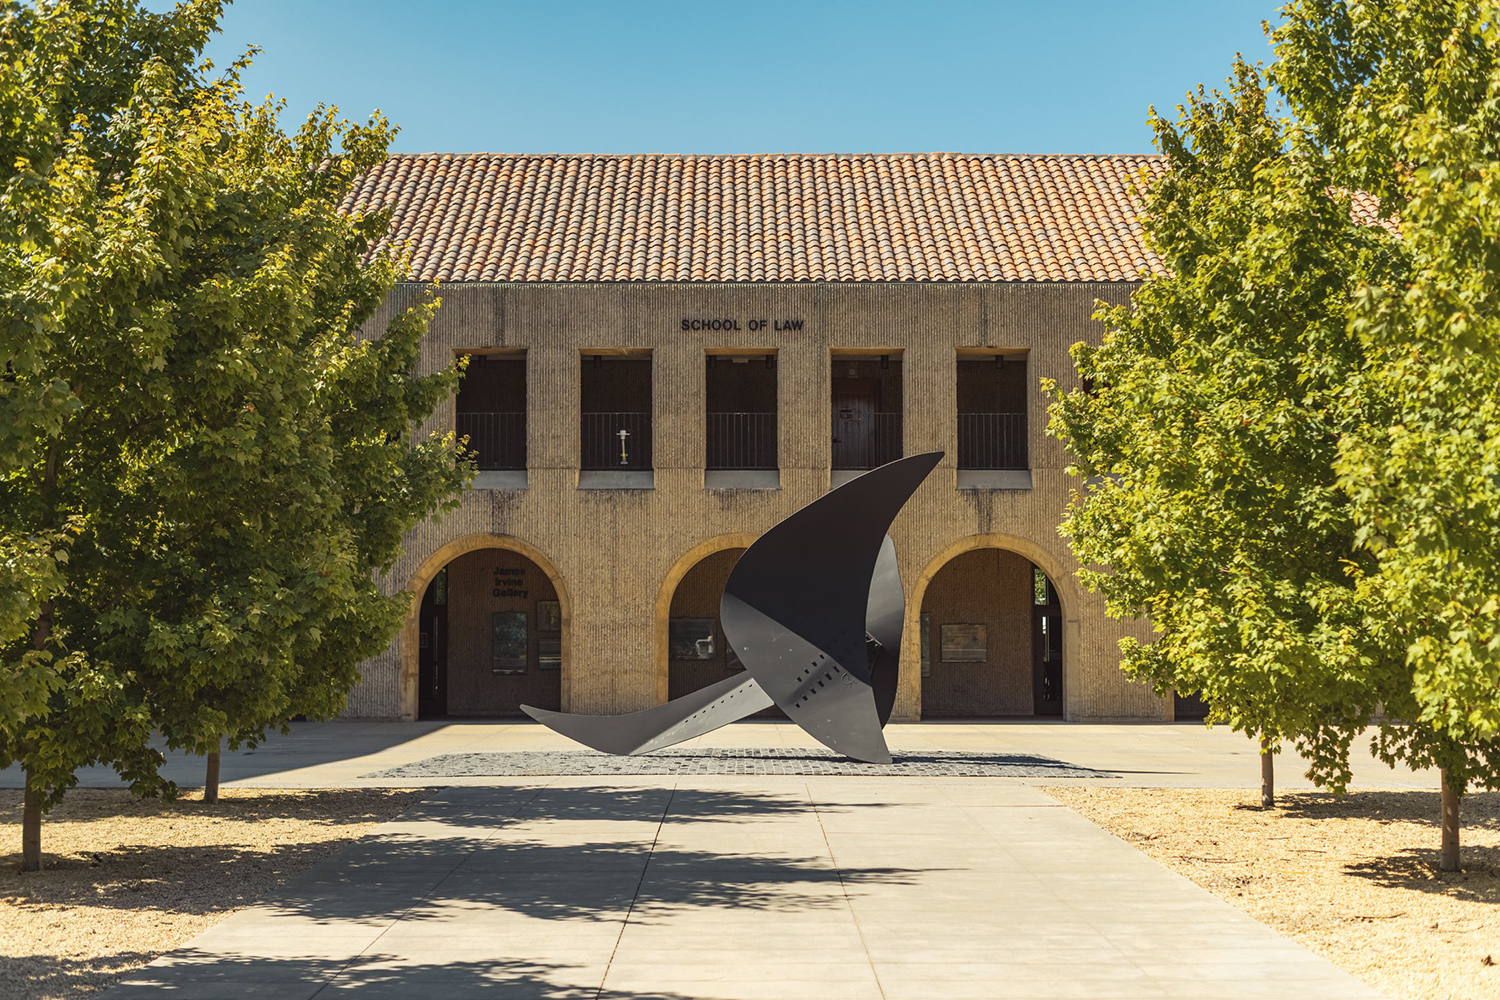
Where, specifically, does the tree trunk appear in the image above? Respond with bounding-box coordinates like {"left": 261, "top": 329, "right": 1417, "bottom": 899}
{"left": 203, "top": 747, "right": 221, "bottom": 804}
{"left": 21, "top": 446, "right": 59, "bottom": 872}
{"left": 1260, "top": 737, "right": 1275, "bottom": 809}
{"left": 1439, "top": 767, "right": 1462, "bottom": 872}
{"left": 22, "top": 770, "right": 42, "bottom": 872}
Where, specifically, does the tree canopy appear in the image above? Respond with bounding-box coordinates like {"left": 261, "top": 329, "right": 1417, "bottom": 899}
{"left": 1047, "top": 60, "right": 1405, "bottom": 791}
{"left": 0, "top": 0, "right": 468, "bottom": 867}
{"left": 1048, "top": 0, "right": 1500, "bottom": 867}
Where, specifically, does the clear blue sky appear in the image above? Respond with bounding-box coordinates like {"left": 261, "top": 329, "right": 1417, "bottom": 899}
{"left": 159, "top": 0, "right": 1282, "bottom": 155}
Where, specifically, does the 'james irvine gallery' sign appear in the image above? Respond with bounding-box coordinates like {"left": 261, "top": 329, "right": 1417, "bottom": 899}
{"left": 680, "top": 317, "right": 805, "bottom": 332}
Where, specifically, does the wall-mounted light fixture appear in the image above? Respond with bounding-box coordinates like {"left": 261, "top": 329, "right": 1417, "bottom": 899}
{"left": 765, "top": 355, "right": 776, "bottom": 370}
{"left": 880, "top": 354, "right": 890, "bottom": 370}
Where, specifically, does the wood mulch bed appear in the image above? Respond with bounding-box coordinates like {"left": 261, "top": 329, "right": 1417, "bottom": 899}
{"left": 1046, "top": 786, "right": 1500, "bottom": 1000}
{"left": 0, "top": 787, "right": 429, "bottom": 1000}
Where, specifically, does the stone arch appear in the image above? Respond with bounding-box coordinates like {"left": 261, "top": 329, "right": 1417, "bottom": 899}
{"left": 900, "top": 533, "right": 1080, "bottom": 721}
{"left": 652, "top": 533, "right": 759, "bottom": 704}
{"left": 400, "top": 534, "right": 572, "bottom": 720}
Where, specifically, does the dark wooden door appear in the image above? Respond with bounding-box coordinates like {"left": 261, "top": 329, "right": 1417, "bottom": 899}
{"left": 417, "top": 569, "right": 448, "bottom": 718}
{"left": 832, "top": 379, "right": 878, "bottom": 469}
{"left": 1031, "top": 599, "right": 1063, "bottom": 716}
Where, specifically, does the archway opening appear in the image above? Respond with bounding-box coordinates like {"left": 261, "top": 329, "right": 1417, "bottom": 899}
{"left": 919, "top": 548, "right": 1063, "bottom": 718}
{"left": 665, "top": 547, "right": 785, "bottom": 719}
{"left": 417, "top": 546, "right": 563, "bottom": 718}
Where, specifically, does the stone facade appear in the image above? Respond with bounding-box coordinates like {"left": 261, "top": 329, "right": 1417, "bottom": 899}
{"left": 346, "top": 280, "right": 1167, "bottom": 723}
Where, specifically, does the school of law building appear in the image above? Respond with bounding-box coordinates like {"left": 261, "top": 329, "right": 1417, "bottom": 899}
{"left": 339, "top": 152, "right": 1188, "bottom": 724}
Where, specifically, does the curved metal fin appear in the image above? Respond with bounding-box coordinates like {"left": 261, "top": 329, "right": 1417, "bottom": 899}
{"left": 520, "top": 672, "right": 772, "bottom": 756}
{"left": 866, "top": 535, "right": 903, "bottom": 727}
{"left": 720, "top": 452, "right": 942, "bottom": 763}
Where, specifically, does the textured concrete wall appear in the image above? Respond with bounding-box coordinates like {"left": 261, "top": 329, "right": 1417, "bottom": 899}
{"left": 919, "top": 548, "right": 1036, "bottom": 717}
{"left": 343, "top": 280, "right": 1166, "bottom": 723}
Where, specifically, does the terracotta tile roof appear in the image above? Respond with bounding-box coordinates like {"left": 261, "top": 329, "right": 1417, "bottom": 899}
{"left": 343, "top": 153, "right": 1166, "bottom": 283}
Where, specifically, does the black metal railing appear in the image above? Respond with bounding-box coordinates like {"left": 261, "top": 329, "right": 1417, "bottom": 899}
{"left": 581, "top": 411, "right": 652, "bottom": 470}
{"left": 706, "top": 412, "right": 777, "bottom": 470}
{"left": 456, "top": 411, "right": 526, "bottom": 470}
{"left": 958, "top": 412, "right": 1028, "bottom": 470}
{"left": 831, "top": 412, "right": 902, "bottom": 470}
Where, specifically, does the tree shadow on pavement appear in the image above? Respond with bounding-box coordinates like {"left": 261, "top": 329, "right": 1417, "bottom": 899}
{"left": 9, "top": 785, "right": 934, "bottom": 925}
{"left": 427, "top": 783, "right": 819, "bottom": 824}
{"left": 40, "top": 949, "right": 700, "bottom": 1000}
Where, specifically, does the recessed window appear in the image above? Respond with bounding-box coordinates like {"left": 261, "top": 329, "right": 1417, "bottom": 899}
{"left": 706, "top": 353, "right": 777, "bottom": 471}
{"left": 456, "top": 353, "right": 526, "bottom": 471}
{"left": 579, "top": 352, "right": 651, "bottom": 479}
{"left": 831, "top": 353, "right": 902, "bottom": 471}
{"left": 958, "top": 352, "right": 1028, "bottom": 471}
{"left": 580, "top": 353, "right": 652, "bottom": 472}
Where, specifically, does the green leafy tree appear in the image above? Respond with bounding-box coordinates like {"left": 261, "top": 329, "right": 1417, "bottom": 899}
{"left": 1277, "top": 0, "right": 1500, "bottom": 870}
{"left": 0, "top": 0, "right": 468, "bottom": 870}
{"left": 1046, "top": 61, "right": 1404, "bottom": 809}
{"left": 1052, "top": 0, "right": 1500, "bottom": 870}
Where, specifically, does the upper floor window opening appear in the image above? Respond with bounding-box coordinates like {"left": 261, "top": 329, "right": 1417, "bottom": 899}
{"left": 957, "top": 351, "right": 1029, "bottom": 471}
{"left": 831, "top": 352, "right": 902, "bottom": 471}
{"left": 455, "top": 351, "right": 526, "bottom": 471}
{"left": 580, "top": 352, "right": 652, "bottom": 472}
{"left": 705, "top": 352, "right": 777, "bottom": 472}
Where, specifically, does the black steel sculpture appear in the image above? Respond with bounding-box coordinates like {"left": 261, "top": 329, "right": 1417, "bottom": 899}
{"left": 522, "top": 452, "right": 942, "bottom": 763}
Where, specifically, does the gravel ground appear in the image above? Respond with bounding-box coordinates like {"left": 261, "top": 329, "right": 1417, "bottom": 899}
{"left": 364, "top": 747, "right": 1116, "bottom": 778}
{"left": 0, "top": 787, "right": 430, "bottom": 1000}
{"left": 1047, "top": 786, "right": 1500, "bottom": 1000}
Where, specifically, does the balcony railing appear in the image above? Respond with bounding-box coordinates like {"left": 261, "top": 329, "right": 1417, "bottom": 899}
{"left": 832, "top": 412, "right": 902, "bottom": 470}
{"left": 581, "top": 411, "right": 652, "bottom": 470}
{"left": 958, "top": 412, "right": 1028, "bottom": 470}
{"left": 706, "top": 412, "right": 777, "bottom": 470}
{"left": 456, "top": 411, "right": 526, "bottom": 470}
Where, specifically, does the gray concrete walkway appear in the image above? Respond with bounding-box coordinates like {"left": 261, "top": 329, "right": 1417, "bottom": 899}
{"left": 0, "top": 719, "right": 1440, "bottom": 791}
{"left": 104, "top": 778, "right": 1383, "bottom": 1000}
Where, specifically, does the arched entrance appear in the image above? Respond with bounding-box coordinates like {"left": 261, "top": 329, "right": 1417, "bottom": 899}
{"left": 914, "top": 543, "right": 1068, "bottom": 718}
{"left": 403, "top": 535, "right": 569, "bottom": 719}
{"left": 653, "top": 534, "right": 781, "bottom": 717}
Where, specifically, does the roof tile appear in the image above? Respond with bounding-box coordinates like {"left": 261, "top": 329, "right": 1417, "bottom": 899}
{"left": 344, "top": 152, "right": 1166, "bottom": 283}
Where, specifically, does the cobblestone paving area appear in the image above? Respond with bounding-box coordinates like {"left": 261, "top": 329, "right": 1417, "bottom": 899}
{"left": 363, "top": 747, "right": 1116, "bottom": 778}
